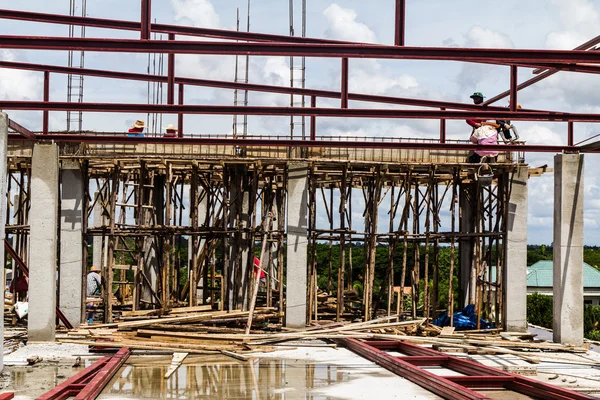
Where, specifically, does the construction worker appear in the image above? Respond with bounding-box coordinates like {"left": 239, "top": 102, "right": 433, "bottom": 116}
{"left": 466, "top": 92, "right": 498, "bottom": 163}
{"left": 86, "top": 265, "right": 103, "bottom": 324}
{"left": 127, "top": 120, "right": 146, "bottom": 137}
{"left": 163, "top": 124, "right": 178, "bottom": 138}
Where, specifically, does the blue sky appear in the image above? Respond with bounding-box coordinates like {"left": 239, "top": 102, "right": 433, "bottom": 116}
{"left": 1, "top": 0, "right": 600, "bottom": 244}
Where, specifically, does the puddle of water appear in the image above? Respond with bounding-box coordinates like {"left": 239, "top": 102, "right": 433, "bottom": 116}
{"left": 0, "top": 362, "right": 87, "bottom": 399}
{"left": 97, "top": 355, "right": 387, "bottom": 399}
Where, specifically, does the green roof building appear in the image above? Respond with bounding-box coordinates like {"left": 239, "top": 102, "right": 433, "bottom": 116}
{"left": 527, "top": 261, "right": 600, "bottom": 306}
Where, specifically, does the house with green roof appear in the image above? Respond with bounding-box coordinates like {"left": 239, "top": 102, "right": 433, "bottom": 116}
{"left": 527, "top": 261, "right": 600, "bottom": 306}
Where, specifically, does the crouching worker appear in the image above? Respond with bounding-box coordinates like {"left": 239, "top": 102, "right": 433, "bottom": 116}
{"left": 468, "top": 123, "right": 499, "bottom": 163}
{"left": 86, "top": 265, "right": 103, "bottom": 324}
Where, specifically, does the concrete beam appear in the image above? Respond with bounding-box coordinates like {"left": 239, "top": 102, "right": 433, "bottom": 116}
{"left": 286, "top": 163, "right": 308, "bottom": 328}
{"left": 504, "top": 166, "right": 528, "bottom": 332}
{"left": 59, "top": 161, "right": 84, "bottom": 328}
{"left": 29, "top": 143, "right": 59, "bottom": 341}
{"left": 553, "top": 153, "right": 585, "bottom": 345}
{"left": 0, "top": 113, "right": 9, "bottom": 369}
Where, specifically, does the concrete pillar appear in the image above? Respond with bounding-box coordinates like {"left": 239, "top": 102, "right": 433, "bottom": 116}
{"left": 0, "top": 113, "right": 9, "bottom": 369}
{"left": 553, "top": 153, "right": 584, "bottom": 345}
{"left": 286, "top": 163, "right": 308, "bottom": 328}
{"left": 504, "top": 166, "right": 528, "bottom": 332}
{"left": 459, "top": 183, "right": 475, "bottom": 309}
{"left": 59, "top": 161, "right": 83, "bottom": 328}
{"left": 29, "top": 143, "right": 59, "bottom": 342}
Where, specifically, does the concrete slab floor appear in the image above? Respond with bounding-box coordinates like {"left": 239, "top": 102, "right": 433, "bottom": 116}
{"left": 4, "top": 339, "right": 600, "bottom": 399}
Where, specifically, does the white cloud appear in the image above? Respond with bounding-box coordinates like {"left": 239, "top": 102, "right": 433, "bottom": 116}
{"left": 0, "top": 51, "right": 42, "bottom": 101}
{"left": 171, "top": 0, "right": 220, "bottom": 29}
{"left": 323, "top": 4, "right": 377, "bottom": 43}
{"left": 465, "top": 26, "right": 514, "bottom": 49}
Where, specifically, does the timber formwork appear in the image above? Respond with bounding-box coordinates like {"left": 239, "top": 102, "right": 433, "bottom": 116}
{"left": 4, "top": 140, "right": 517, "bottom": 328}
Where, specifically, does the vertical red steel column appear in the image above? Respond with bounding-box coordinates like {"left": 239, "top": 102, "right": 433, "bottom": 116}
{"left": 167, "top": 33, "right": 175, "bottom": 105}
{"left": 140, "top": 0, "right": 151, "bottom": 40}
{"left": 178, "top": 83, "right": 184, "bottom": 138}
{"left": 310, "top": 95, "right": 316, "bottom": 141}
{"left": 394, "top": 0, "right": 406, "bottom": 46}
{"left": 568, "top": 121, "right": 574, "bottom": 147}
{"left": 439, "top": 107, "right": 446, "bottom": 143}
{"left": 510, "top": 65, "right": 518, "bottom": 111}
{"left": 43, "top": 71, "right": 49, "bottom": 135}
{"left": 341, "top": 58, "right": 349, "bottom": 109}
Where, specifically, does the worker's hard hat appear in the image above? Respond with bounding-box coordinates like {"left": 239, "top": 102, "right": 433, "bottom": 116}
{"left": 470, "top": 92, "right": 485, "bottom": 99}
{"left": 90, "top": 265, "right": 101, "bottom": 272}
{"left": 163, "top": 124, "right": 178, "bottom": 132}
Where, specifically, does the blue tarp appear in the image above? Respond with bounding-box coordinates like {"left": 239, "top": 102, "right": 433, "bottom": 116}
{"left": 432, "top": 304, "right": 494, "bottom": 330}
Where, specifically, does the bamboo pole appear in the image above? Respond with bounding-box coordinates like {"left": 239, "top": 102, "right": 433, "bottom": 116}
{"left": 246, "top": 212, "right": 273, "bottom": 334}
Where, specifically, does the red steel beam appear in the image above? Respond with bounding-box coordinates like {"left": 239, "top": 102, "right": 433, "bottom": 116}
{"left": 7, "top": 119, "right": 36, "bottom": 140}
{"left": 16, "top": 133, "right": 577, "bottom": 154}
{"left": 440, "top": 107, "right": 446, "bottom": 143}
{"left": 484, "top": 35, "right": 600, "bottom": 106}
{"left": 510, "top": 65, "right": 517, "bottom": 111}
{"left": 74, "top": 347, "right": 131, "bottom": 399}
{"left": 0, "top": 101, "right": 597, "bottom": 123}
{"left": 446, "top": 376, "right": 513, "bottom": 389}
{"left": 140, "top": 0, "right": 151, "bottom": 40}
{"left": 2, "top": 36, "right": 600, "bottom": 64}
{"left": 167, "top": 33, "right": 175, "bottom": 105}
{"left": 0, "top": 60, "right": 536, "bottom": 112}
{"left": 38, "top": 356, "right": 111, "bottom": 400}
{"left": 394, "top": 0, "right": 406, "bottom": 46}
{"left": 568, "top": 121, "right": 574, "bottom": 147}
{"left": 178, "top": 84, "right": 184, "bottom": 137}
{"left": 341, "top": 58, "right": 349, "bottom": 109}
{"left": 340, "top": 338, "right": 489, "bottom": 400}
{"left": 0, "top": 9, "right": 349, "bottom": 44}
{"left": 43, "top": 71, "right": 49, "bottom": 135}
{"left": 310, "top": 96, "right": 316, "bottom": 140}
{"left": 0, "top": 393, "right": 14, "bottom": 400}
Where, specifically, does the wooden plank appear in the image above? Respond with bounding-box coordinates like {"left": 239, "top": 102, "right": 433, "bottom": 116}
{"left": 164, "top": 352, "right": 188, "bottom": 379}
{"left": 169, "top": 305, "right": 212, "bottom": 314}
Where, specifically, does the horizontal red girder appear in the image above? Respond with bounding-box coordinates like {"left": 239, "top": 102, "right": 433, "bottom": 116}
{"left": 0, "top": 60, "right": 516, "bottom": 112}
{"left": 0, "top": 9, "right": 349, "bottom": 44}
{"left": 2, "top": 36, "right": 600, "bottom": 65}
{"left": 0, "top": 101, "right": 596, "bottom": 122}
{"left": 9, "top": 133, "right": 580, "bottom": 154}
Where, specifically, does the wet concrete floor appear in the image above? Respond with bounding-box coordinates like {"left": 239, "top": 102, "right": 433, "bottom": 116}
{"left": 0, "top": 361, "right": 87, "bottom": 399}
{"left": 97, "top": 354, "right": 425, "bottom": 399}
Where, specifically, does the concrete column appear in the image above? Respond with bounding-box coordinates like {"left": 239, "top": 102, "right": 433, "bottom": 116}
{"left": 553, "top": 153, "right": 584, "bottom": 345}
{"left": 59, "top": 161, "right": 84, "bottom": 328}
{"left": 0, "top": 113, "right": 9, "bottom": 369}
{"left": 504, "top": 166, "right": 528, "bottom": 332}
{"left": 286, "top": 163, "right": 308, "bottom": 328}
{"left": 459, "top": 183, "right": 475, "bottom": 309}
{"left": 29, "top": 143, "right": 59, "bottom": 342}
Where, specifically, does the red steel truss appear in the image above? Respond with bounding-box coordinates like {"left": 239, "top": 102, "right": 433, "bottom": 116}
{"left": 1, "top": 2, "right": 600, "bottom": 152}
{"left": 340, "top": 339, "right": 595, "bottom": 400}
{"left": 38, "top": 347, "right": 131, "bottom": 400}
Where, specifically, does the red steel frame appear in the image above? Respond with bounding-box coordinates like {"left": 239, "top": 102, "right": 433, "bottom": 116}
{"left": 38, "top": 347, "right": 131, "bottom": 400}
{"left": 341, "top": 338, "right": 595, "bottom": 400}
{"left": 1, "top": 3, "right": 600, "bottom": 152}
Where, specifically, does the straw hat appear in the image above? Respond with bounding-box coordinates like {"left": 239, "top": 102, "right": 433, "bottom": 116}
{"left": 131, "top": 120, "right": 146, "bottom": 129}
{"left": 90, "top": 265, "right": 101, "bottom": 272}
{"left": 164, "top": 124, "right": 178, "bottom": 132}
